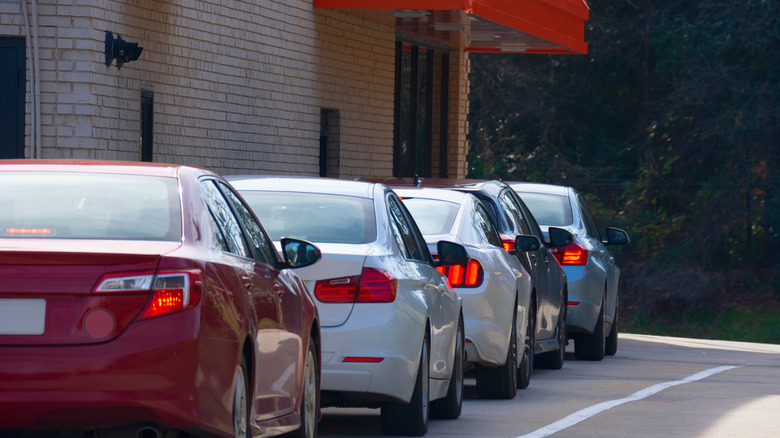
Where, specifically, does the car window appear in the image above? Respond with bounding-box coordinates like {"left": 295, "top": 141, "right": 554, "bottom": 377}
{"left": 474, "top": 204, "right": 502, "bottom": 247}
{"left": 0, "top": 172, "right": 181, "bottom": 241}
{"left": 217, "top": 181, "right": 278, "bottom": 265}
{"left": 498, "top": 190, "right": 532, "bottom": 235}
{"left": 577, "top": 194, "right": 600, "bottom": 239}
{"left": 200, "top": 180, "right": 251, "bottom": 258}
{"left": 387, "top": 195, "right": 426, "bottom": 262}
{"left": 518, "top": 192, "right": 573, "bottom": 227}
{"left": 239, "top": 191, "right": 376, "bottom": 244}
{"left": 401, "top": 198, "right": 459, "bottom": 235}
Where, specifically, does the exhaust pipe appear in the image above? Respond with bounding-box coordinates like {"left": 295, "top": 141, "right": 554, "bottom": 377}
{"left": 137, "top": 426, "right": 162, "bottom": 438}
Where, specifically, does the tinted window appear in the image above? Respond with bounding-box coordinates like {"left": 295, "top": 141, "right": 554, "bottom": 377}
{"left": 518, "top": 192, "right": 573, "bottom": 227}
{"left": 239, "top": 191, "right": 376, "bottom": 244}
{"left": 387, "top": 195, "right": 427, "bottom": 262}
{"left": 401, "top": 198, "right": 459, "bottom": 235}
{"left": 0, "top": 172, "right": 181, "bottom": 241}
{"left": 498, "top": 190, "right": 531, "bottom": 235}
{"left": 201, "top": 180, "right": 250, "bottom": 258}
{"left": 474, "top": 204, "right": 502, "bottom": 247}
{"left": 218, "top": 182, "right": 277, "bottom": 265}
{"left": 577, "top": 195, "right": 600, "bottom": 239}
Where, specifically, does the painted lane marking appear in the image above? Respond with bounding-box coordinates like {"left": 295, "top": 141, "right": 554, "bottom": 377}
{"left": 516, "top": 365, "right": 740, "bottom": 438}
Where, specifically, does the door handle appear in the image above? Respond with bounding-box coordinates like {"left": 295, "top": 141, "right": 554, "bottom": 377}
{"left": 241, "top": 276, "right": 252, "bottom": 289}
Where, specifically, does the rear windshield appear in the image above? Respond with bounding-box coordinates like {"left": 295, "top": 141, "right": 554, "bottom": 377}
{"left": 239, "top": 191, "right": 376, "bottom": 244}
{"left": 401, "top": 198, "right": 459, "bottom": 236}
{"left": 518, "top": 193, "right": 573, "bottom": 226}
{"left": 0, "top": 172, "right": 182, "bottom": 241}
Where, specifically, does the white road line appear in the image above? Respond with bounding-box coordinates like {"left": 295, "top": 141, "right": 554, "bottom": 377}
{"left": 516, "top": 365, "right": 741, "bottom": 438}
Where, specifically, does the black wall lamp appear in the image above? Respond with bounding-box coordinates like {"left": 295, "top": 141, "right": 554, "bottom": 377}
{"left": 105, "top": 30, "right": 143, "bottom": 70}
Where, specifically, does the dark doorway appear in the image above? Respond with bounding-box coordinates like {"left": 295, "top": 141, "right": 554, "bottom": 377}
{"left": 0, "top": 38, "right": 26, "bottom": 159}
{"left": 140, "top": 89, "right": 154, "bottom": 162}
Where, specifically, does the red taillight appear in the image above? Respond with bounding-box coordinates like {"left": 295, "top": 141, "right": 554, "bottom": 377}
{"left": 436, "top": 260, "right": 484, "bottom": 288}
{"left": 501, "top": 235, "right": 515, "bottom": 252}
{"left": 314, "top": 268, "right": 397, "bottom": 303}
{"left": 94, "top": 270, "right": 203, "bottom": 319}
{"left": 551, "top": 242, "right": 588, "bottom": 266}
{"left": 343, "top": 357, "right": 384, "bottom": 363}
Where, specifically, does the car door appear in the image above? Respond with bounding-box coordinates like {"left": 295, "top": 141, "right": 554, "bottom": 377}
{"left": 200, "top": 179, "right": 295, "bottom": 420}
{"left": 386, "top": 193, "right": 454, "bottom": 379}
{"left": 576, "top": 193, "right": 618, "bottom": 323}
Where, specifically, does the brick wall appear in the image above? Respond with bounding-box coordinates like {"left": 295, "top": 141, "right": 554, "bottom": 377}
{"left": 1, "top": 0, "right": 469, "bottom": 178}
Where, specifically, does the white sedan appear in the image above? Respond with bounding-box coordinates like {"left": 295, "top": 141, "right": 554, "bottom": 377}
{"left": 227, "top": 176, "right": 466, "bottom": 436}
{"left": 395, "top": 187, "right": 535, "bottom": 398}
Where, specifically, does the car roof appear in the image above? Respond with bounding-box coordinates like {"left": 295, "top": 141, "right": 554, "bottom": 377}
{"left": 505, "top": 181, "right": 571, "bottom": 196}
{"left": 226, "top": 175, "right": 377, "bottom": 199}
{"left": 392, "top": 187, "right": 471, "bottom": 204}
{"left": 363, "top": 177, "right": 503, "bottom": 190}
{"left": 0, "top": 159, "right": 185, "bottom": 178}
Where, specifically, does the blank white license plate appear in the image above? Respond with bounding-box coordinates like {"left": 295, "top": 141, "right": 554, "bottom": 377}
{"left": 0, "top": 299, "right": 46, "bottom": 335}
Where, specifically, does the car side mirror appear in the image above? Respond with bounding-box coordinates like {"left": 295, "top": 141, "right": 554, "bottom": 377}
{"left": 280, "top": 238, "right": 321, "bottom": 268}
{"left": 514, "top": 235, "right": 541, "bottom": 252}
{"left": 435, "top": 240, "right": 469, "bottom": 267}
{"left": 548, "top": 227, "right": 574, "bottom": 247}
{"left": 604, "top": 227, "right": 630, "bottom": 246}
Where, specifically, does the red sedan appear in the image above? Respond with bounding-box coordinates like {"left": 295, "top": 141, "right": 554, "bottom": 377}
{"left": 0, "top": 160, "right": 321, "bottom": 438}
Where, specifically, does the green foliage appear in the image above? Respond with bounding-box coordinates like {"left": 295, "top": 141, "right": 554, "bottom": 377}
{"left": 468, "top": 0, "right": 779, "bottom": 338}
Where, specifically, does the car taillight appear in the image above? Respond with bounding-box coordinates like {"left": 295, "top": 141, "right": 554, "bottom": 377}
{"left": 94, "top": 270, "right": 203, "bottom": 319}
{"left": 314, "top": 268, "right": 397, "bottom": 303}
{"left": 436, "top": 260, "right": 484, "bottom": 288}
{"left": 500, "top": 235, "right": 515, "bottom": 252}
{"left": 551, "top": 242, "right": 588, "bottom": 266}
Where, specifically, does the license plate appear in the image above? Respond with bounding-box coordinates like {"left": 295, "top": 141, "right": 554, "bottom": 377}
{"left": 0, "top": 299, "right": 46, "bottom": 335}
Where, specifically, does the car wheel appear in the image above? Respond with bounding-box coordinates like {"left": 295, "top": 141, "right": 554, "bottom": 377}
{"left": 536, "top": 297, "right": 566, "bottom": 370}
{"left": 606, "top": 301, "right": 618, "bottom": 356}
{"left": 517, "top": 298, "right": 535, "bottom": 389}
{"left": 288, "top": 340, "right": 319, "bottom": 438}
{"left": 381, "top": 333, "right": 430, "bottom": 436}
{"left": 476, "top": 314, "right": 517, "bottom": 399}
{"left": 431, "top": 315, "right": 464, "bottom": 419}
{"left": 233, "top": 357, "right": 250, "bottom": 438}
{"left": 575, "top": 295, "right": 605, "bottom": 361}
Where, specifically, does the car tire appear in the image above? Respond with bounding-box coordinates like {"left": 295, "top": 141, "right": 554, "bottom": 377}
{"left": 606, "top": 302, "right": 618, "bottom": 356}
{"left": 536, "top": 297, "right": 566, "bottom": 370}
{"left": 517, "top": 298, "right": 535, "bottom": 389}
{"left": 381, "top": 333, "right": 430, "bottom": 436}
{"left": 432, "top": 315, "right": 464, "bottom": 419}
{"left": 575, "top": 296, "right": 605, "bottom": 361}
{"left": 476, "top": 315, "right": 517, "bottom": 399}
{"left": 233, "top": 357, "right": 250, "bottom": 438}
{"left": 288, "top": 340, "right": 319, "bottom": 438}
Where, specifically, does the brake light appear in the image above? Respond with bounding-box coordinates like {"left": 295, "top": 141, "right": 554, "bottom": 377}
{"left": 94, "top": 270, "right": 203, "bottom": 319}
{"left": 314, "top": 268, "right": 397, "bottom": 303}
{"left": 436, "top": 260, "right": 483, "bottom": 287}
{"left": 5, "top": 227, "right": 53, "bottom": 235}
{"left": 500, "top": 235, "right": 515, "bottom": 252}
{"left": 343, "top": 357, "right": 384, "bottom": 363}
{"left": 551, "top": 242, "right": 588, "bottom": 266}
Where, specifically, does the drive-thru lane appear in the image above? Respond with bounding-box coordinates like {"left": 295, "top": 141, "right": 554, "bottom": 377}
{"left": 318, "top": 333, "right": 780, "bottom": 437}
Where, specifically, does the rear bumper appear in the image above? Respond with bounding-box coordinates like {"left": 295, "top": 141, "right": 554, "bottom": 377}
{"left": 0, "top": 311, "right": 234, "bottom": 436}
{"left": 564, "top": 266, "right": 601, "bottom": 334}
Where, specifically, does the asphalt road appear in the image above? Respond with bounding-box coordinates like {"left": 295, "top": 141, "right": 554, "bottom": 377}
{"left": 317, "top": 334, "right": 780, "bottom": 438}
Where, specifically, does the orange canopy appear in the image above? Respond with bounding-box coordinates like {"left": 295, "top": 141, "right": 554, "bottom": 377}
{"left": 314, "top": 0, "right": 589, "bottom": 54}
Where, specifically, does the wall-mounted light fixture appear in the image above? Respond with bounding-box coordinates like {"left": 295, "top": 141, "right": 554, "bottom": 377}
{"left": 104, "top": 30, "right": 143, "bottom": 70}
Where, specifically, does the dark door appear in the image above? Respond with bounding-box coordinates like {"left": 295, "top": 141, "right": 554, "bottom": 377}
{"left": 0, "top": 38, "right": 26, "bottom": 159}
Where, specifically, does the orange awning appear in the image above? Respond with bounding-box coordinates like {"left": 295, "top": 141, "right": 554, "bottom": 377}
{"left": 313, "top": 0, "right": 589, "bottom": 54}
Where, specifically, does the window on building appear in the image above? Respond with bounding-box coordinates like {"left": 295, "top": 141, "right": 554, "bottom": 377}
{"left": 394, "top": 41, "right": 450, "bottom": 178}
{"left": 320, "top": 109, "right": 340, "bottom": 177}
{"left": 140, "top": 89, "right": 154, "bottom": 162}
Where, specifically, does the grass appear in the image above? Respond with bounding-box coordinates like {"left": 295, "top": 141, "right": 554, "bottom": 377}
{"left": 623, "top": 305, "right": 780, "bottom": 345}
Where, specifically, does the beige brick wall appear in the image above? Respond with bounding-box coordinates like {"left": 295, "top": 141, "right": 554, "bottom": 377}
{"left": 1, "top": 0, "right": 469, "bottom": 178}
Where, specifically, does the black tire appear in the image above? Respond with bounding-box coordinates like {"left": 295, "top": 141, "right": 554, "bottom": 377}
{"left": 233, "top": 357, "right": 250, "bottom": 438}
{"left": 606, "top": 302, "right": 618, "bottom": 356}
{"left": 517, "top": 299, "right": 534, "bottom": 389}
{"left": 431, "top": 315, "right": 464, "bottom": 419}
{"left": 575, "top": 296, "right": 605, "bottom": 361}
{"left": 536, "top": 297, "right": 566, "bottom": 370}
{"left": 287, "top": 340, "right": 319, "bottom": 438}
{"left": 381, "top": 333, "right": 430, "bottom": 436}
{"left": 476, "top": 315, "right": 517, "bottom": 400}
